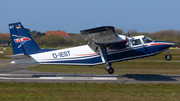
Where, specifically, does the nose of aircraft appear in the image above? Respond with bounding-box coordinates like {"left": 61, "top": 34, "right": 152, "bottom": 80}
{"left": 163, "top": 42, "right": 174, "bottom": 48}
{"left": 152, "top": 41, "right": 174, "bottom": 50}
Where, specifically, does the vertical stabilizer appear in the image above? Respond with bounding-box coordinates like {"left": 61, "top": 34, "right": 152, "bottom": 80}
{"left": 9, "top": 22, "right": 40, "bottom": 55}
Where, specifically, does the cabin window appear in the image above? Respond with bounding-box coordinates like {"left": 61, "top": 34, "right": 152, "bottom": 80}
{"left": 131, "top": 39, "right": 141, "bottom": 46}
{"left": 143, "top": 37, "right": 153, "bottom": 43}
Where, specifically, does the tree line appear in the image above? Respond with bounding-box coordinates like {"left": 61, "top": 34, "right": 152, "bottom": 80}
{"left": 25, "top": 28, "right": 87, "bottom": 47}
{"left": 0, "top": 28, "right": 180, "bottom": 47}
{"left": 28, "top": 28, "right": 180, "bottom": 47}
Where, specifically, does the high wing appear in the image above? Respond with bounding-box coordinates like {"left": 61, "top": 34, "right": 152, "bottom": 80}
{"left": 80, "top": 26, "right": 127, "bottom": 51}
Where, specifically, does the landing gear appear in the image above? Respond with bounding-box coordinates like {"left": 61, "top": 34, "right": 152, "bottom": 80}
{"left": 165, "top": 54, "right": 172, "bottom": 61}
{"left": 104, "top": 63, "right": 114, "bottom": 74}
{"left": 99, "top": 46, "right": 115, "bottom": 74}
{"left": 104, "top": 63, "right": 111, "bottom": 71}
{"left": 108, "top": 68, "right": 114, "bottom": 74}
{"left": 165, "top": 49, "right": 172, "bottom": 61}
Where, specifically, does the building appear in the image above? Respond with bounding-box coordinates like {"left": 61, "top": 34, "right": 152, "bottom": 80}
{"left": 0, "top": 41, "right": 11, "bottom": 46}
{"left": 0, "top": 33, "right": 11, "bottom": 46}
{"left": 45, "top": 30, "right": 69, "bottom": 38}
{"left": 0, "top": 33, "right": 10, "bottom": 38}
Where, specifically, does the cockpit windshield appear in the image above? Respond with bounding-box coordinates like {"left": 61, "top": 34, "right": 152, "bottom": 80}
{"left": 142, "top": 36, "right": 154, "bottom": 43}
{"left": 131, "top": 39, "right": 141, "bottom": 46}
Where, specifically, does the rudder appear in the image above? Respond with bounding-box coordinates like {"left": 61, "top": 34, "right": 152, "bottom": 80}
{"left": 9, "top": 22, "right": 40, "bottom": 55}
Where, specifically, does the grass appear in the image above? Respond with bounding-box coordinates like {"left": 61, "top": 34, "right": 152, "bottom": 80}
{"left": 0, "top": 82, "right": 180, "bottom": 101}
{"left": 1, "top": 48, "right": 180, "bottom": 100}
{"left": 0, "top": 47, "right": 13, "bottom": 59}
{"left": 0, "top": 47, "right": 13, "bottom": 53}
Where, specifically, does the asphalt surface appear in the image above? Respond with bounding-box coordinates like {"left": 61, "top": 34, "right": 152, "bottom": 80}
{"left": 1, "top": 59, "right": 180, "bottom": 83}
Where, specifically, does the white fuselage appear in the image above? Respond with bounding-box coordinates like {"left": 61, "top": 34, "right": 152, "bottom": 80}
{"left": 12, "top": 35, "right": 174, "bottom": 66}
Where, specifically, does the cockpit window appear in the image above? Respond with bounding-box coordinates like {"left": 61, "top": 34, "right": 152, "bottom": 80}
{"left": 142, "top": 37, "right": 154, "bottom": 43}
{"left": 131, "top": 39, "right": 142, "bottom": 46}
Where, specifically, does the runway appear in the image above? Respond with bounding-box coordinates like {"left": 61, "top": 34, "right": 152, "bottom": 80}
{"left": 1, "top": 60, "right": 180, "bottom": 83}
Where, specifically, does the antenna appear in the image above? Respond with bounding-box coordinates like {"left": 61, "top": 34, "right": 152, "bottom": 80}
{"left": 96, "top": 23, "right": 100, "bottom": 27}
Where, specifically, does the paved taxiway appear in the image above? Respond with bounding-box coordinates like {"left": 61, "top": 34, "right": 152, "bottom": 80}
{"left": 1, "top": 60, "right": 180, "bottom": 83}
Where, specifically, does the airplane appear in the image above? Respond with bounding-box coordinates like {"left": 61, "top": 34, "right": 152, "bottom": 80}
{"left": 7, "top": 22, "right": 174, "bottom": 74}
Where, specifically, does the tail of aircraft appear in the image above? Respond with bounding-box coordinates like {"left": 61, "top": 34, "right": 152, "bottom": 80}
{"left": 9, "top": 22, "right": 40, "bottom": 55}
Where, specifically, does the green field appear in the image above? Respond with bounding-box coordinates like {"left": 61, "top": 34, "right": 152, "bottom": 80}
{"left": 1, "top": 47, "right": 180, "bottom": 100}
{"left": 0, "top": 47, "right": 13, "bottom": 59}
{"left": 0, "top": 82, "right": 180, "bottom": 101}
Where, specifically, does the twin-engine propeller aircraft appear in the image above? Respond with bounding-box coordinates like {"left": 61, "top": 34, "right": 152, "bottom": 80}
{"left": 7, "top": 22, "right": 174, "bottom": 74}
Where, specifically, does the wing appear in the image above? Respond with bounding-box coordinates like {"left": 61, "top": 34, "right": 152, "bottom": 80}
{"left": 80, "top": 26, "right": 127, "bottom": 50}
{"left": 81, "top": 26, "right": 123, "bottom": 43}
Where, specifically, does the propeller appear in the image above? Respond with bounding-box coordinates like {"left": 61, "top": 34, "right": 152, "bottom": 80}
{"left": 127, "top": 29, "right": 131, "bottom": 37}
{"left": 127, "top": 29, "right": 134, "bottom": 41}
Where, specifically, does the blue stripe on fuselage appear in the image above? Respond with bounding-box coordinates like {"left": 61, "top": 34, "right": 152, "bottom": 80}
{"left": 42, "top": 56, "right": 102, "bottom": 65}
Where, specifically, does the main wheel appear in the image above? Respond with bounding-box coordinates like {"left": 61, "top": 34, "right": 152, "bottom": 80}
{"left": 104, "top": 63, "right": 111, "bottom": 71}
{"left": 108, "top": 68, "right": 114, "bottom": 74}
{"left": 165, "top": 54, "right": 172, "bottom": 61}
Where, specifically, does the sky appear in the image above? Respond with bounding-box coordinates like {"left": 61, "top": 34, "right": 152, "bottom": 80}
{"left": 0, "top": 0, "right": 180, "bottom": 34}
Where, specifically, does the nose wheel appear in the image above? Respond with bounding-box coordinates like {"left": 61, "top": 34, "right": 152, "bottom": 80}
{"left": 104, "top": 63, "right": 114, "bottom": 74}
{"left": 165, "top": 49, "right": 172, "bottom": 61}
{"left": 165, "top": 54, "right": 172, "bottom": 61}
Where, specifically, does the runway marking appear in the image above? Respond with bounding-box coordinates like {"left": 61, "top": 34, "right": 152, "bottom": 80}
{"left": 0, "top": 74, "right": 11, "bottom": 76}
{"left": 0, "top": 77, "right": 117, "bottom": 80}
{"left": 96, "top": 75, "right": 118, "bottom": 77}
{"left": 0, "top": 63, "right": 10, "bottom": 66}
{"left": 93, "top": 77, "right": 117, "bottom": 80}
{"left": 0, "top": 77, "right": 37, "bottom": 80}
{"left": 39, "top": 77, "right": 63, "bottom": 79}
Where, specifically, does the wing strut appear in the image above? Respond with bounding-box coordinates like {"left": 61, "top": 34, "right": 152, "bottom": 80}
{"left": 98, "top": 46, "right": 108, "bottom": 63}
{"left": 98, "top": 46, "right": 114, "bottom": 74}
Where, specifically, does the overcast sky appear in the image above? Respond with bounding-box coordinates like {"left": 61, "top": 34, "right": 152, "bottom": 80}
{"left": 0, "top": 0, "right": 180, "bottom": 34}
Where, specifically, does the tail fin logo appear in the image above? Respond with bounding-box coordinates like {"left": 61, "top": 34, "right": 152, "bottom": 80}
{"left": 13, "top": 35, "right": 31, "bottom": 48}
{"left": 16, "top": 26, "right": 21, "bottom": 29}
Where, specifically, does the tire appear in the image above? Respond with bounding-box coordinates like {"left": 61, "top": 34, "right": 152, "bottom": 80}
{"left": 108, "top": 68, "right": 114, "bottom": 74}
{"left": 104, "top": 63, "right": 111, "bottom": 70}
{"left": 165, "top": 55, "right": 172, "bottom": 61}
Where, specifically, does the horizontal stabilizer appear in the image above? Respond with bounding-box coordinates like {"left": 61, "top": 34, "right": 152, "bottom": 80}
{"left": 6, "top": 54, "right": 30, "bottom": 59}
